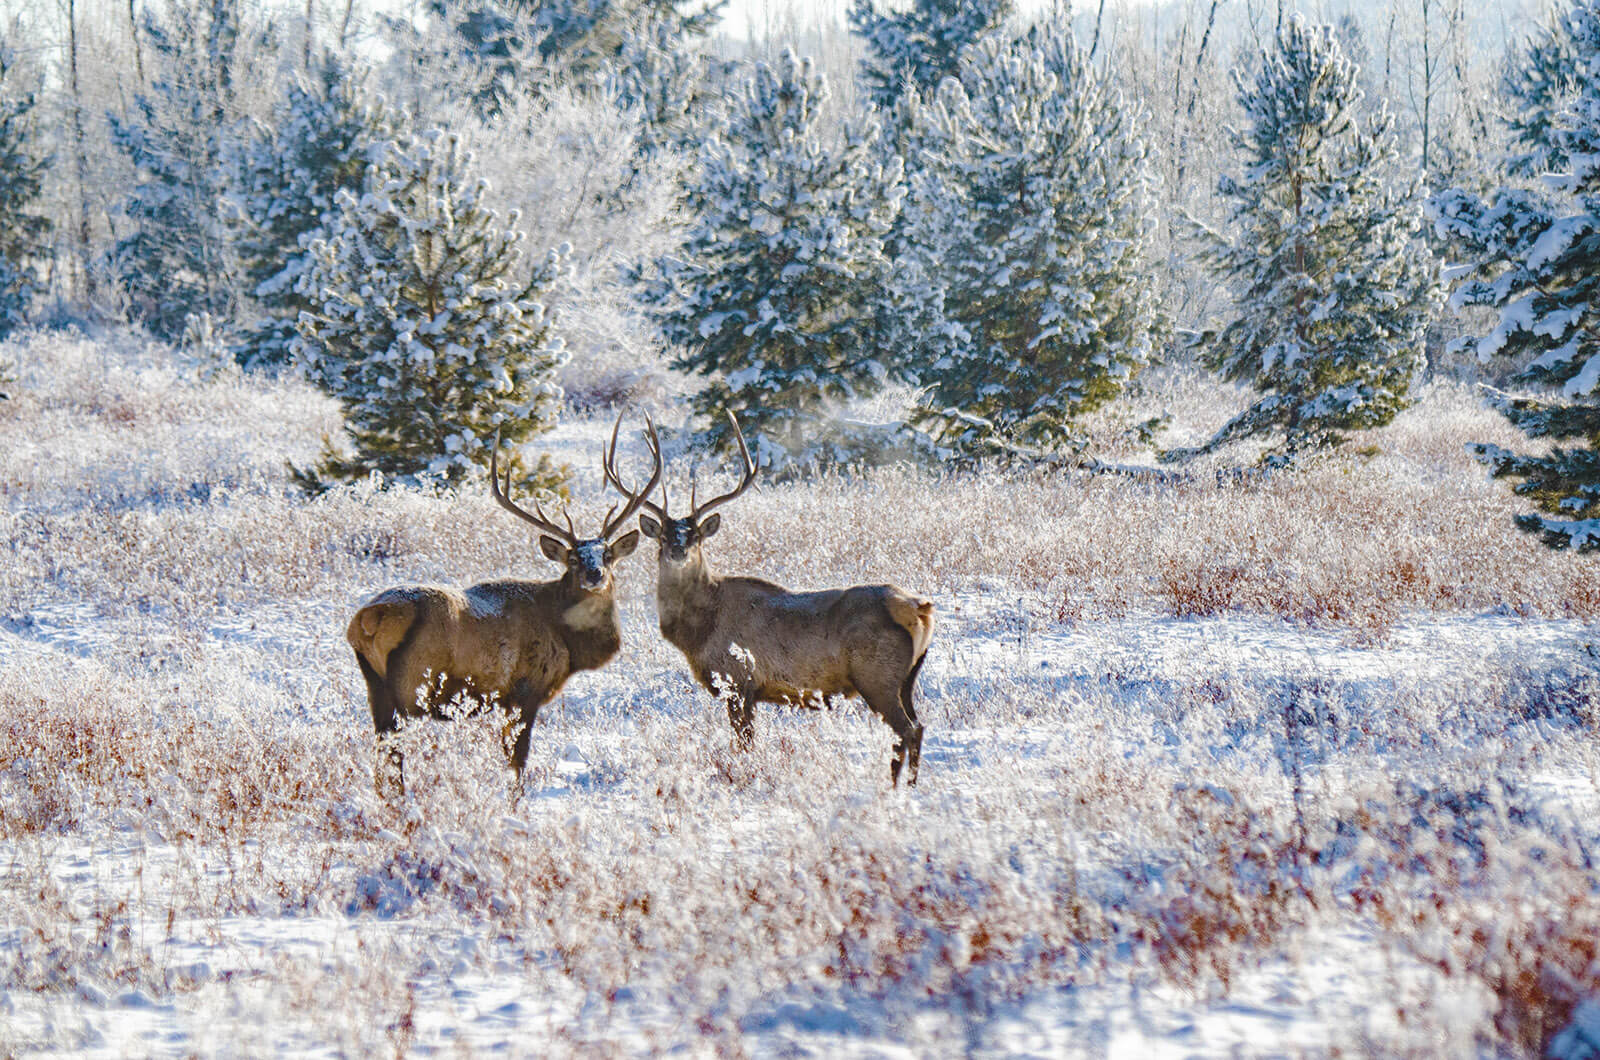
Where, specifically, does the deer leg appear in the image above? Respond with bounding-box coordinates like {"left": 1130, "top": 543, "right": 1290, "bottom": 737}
{"left": 725, "top": 690, "right": 756, "bottom": 752}
{"left": 859, "top": 678, "right": 923, "bottom": 789}
{"left": 356, "top": 652, "right": 405, "bottom": 798}
{"left": 506, "top": 677, "right": 542, "bottom": 777}
{"left": 900, "top": 651, "right": 927, "bottom": 726}
{"left": 893, "top": 653, "right": 928, "bottom": 786}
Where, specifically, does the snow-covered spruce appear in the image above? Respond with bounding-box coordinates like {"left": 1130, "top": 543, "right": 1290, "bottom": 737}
{"left": 291, "top": 129, "right": 567, "bottom": 489}
{"left": 648, "top": 50, "right": 905, "bottom": 468}
{"left": 1502, "top": 0, "right": 1588, "bottom": 179}
{"left": 108, "top": 0, "right": 265, "bottom": 344}
{"left": 605, "top": 14, "right": 724, "bottom": 163}
{"left": 848, "top": 0, "right": 1011, "bottom": 112}
{"left": 898, "top": 24, "right": 1160, "bottom": 457}
{"left": 1436, "top": 0, "right": 1600, "bottom": 549}
{"left": 230, "top": 61, "right": 404, "bottom": 370}
{"left": 441, "top": 0, "right": 723, "bottom": 117}
{"left": 0, "top": 46, "right": 48, "bottom": 341}
{"left": 1166, "top": 17, "right": 1436, "bottom": 467}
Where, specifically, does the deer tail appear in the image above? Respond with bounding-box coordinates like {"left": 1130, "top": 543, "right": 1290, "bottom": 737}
{"left": 346, "top": 594, "right": 418, "bottom": 680}
{"left": 885, "top": 589, "right": 935, "bottom": 662}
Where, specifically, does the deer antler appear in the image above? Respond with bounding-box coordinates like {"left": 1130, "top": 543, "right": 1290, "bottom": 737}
{"left": 689, "top": 411, "right": 757, "bottom": 522}
{"left": 489, "top": 425, "right": 579, "bottom": 545}
{"left": 600, "top": 411, "right": 665, "bottom": 538}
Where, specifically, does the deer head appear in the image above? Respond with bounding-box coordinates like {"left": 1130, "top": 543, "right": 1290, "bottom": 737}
{"left": 491, "top": 413, "right": 663, "bottom": 592}
{"left": 607, "top": 412, "right": 756, "bottom": 567}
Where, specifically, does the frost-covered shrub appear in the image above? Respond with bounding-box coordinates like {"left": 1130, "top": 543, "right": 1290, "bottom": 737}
{"left": 459, "top": 84, "right": 689, "bottom": 408}
{"left": 293, "top": 130, "right": 568, "bottom": 489}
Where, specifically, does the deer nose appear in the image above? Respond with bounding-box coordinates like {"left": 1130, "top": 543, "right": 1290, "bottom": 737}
{"left": 581, "top": 568, "right": 608, "bottom": 588}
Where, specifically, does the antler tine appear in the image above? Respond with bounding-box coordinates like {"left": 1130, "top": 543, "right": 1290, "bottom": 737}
{"left": 489, "top": 424, "right": 579, "bottom": 545}
{"left": 600, "top": 411, "right": 666, "bottom": 539}
{"left": 689, "top": 410, "right": 758, "bottom": 521}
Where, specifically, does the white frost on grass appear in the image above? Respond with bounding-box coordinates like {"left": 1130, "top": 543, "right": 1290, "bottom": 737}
{"left": 6, "top": 331, "right": 1600, "bottom": 1056}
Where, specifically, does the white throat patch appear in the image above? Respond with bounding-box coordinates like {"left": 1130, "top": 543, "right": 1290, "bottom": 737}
{"left": 563, "top": 594, "right": 613, "bottom": 631}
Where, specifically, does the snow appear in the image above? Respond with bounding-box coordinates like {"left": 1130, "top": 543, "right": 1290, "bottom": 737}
{"left": 3, "top": 582, "right": 1597, "bottom": 1054}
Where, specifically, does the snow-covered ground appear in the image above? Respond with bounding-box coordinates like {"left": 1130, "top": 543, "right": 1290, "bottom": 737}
{"left": 1, "top": 602, "right": 1585, "bottom": 1055}
{"left": 4, "top": 331, "right": 1599, "bottom": 1057}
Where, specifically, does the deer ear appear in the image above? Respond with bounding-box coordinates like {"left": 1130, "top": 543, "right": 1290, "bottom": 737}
{"left": 539, "top": 536, "right": 569, "bottom": 564}
{"left": 609, "top": 530, "right": 640, "bottom": 562}
{"left": 699, "top": 513, "right": 721, "bottom": 539}
{"left": 639, "top": 514, "right": 661, "bottom": 539}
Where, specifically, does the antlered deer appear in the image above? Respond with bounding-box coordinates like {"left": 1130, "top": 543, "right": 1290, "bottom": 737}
{"left": 347, "top": 416, "right": 662, "bottom": 794}
{"left": 607, "top": 416, "right": 935, "bottom": 785}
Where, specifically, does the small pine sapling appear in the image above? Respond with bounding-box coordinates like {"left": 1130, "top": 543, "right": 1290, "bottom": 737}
{"left": 899, "top": 25, "right": 1161, "bottom": 458}
{"left": 646, "top": 50, "right": 904, "bottom": 468}
{"left": 0, "top": 44, "right": 49, "bottom": 340}
{"left": 1164, "top": 17, "right": 1436, "bottom": 467}
{"left": 292, "top": 129, "right": 569, "bottom": 492}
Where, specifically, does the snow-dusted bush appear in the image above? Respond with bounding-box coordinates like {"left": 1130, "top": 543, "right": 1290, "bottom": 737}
{"left": 293, "top": 130, "right": 568, "bottom": 489}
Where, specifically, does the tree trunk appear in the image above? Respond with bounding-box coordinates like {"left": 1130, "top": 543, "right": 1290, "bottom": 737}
{"left": 127, "top": 0, "right": 145, "bottom": 88}
{"left": 67, "top": 0, "right": 97, "bottom": 303}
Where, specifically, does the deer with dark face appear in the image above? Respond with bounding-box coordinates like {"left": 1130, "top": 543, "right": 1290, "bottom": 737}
{"left": 607, "top": 416, "right": 935, "bottom": 786}
{"left": 347, "top": 416, "right": 662, "bottom": 795}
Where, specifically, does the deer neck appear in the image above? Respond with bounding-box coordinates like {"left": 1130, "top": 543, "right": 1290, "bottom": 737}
{"left": 556, "top": 580, "right": 622, "bottom": 673}
{"left": 656, "top": 551, "right": 718, "bottom": 653}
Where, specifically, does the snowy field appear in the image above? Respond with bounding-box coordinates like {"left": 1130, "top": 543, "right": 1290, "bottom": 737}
{"left": 4, "top": 330, "right": 1600, "bottom": 1057}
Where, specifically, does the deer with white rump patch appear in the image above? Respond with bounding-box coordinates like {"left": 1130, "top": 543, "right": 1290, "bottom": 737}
{"left": 607, "top": 415, "right": 935, "bottom": 785}
{"left": 347, "top": 416, "right": 662, "bottom": 794}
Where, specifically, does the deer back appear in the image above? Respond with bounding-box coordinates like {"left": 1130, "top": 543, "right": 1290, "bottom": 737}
{"left": 676, "top": 576, "right": 930, "bottom": 702}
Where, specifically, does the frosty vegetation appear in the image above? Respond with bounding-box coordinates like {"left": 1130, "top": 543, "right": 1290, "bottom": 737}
{"left": 4, "top": 0, "right": 1600, "bottom": 1055}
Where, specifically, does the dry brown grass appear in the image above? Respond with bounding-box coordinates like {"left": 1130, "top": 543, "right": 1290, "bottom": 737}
{"left": 3, "top": 330, "right": 1599, "bottom": 1054}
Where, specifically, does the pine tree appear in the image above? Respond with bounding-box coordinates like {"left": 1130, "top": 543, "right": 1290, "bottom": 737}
{"left": 646, "top": 51, "right": 904, "bottom": 464}
{"left": 605, "top": 14, "right": 724, "bottom": 162}
{"left": 108, "top": 0, "right": 262, "bottom": 342}
{"left": 292, "top": 130, "right": 569, "bottom": 489}
{"left": 849, "top": 0, "right": 1011, "bottom": 111}
{"left": 1165, "top": 18, "right": 1436, "bottom": 466}
{"left": 900, "top": 25, "right": 1160, "bottom": 456}
{"left": 436, "top": 0, "right": 723, "bottom": 115}
{"left": 0, "top": 45, "right": 50, "bottom": 340}
{"left": 1503, "top": 3, "right": 1585, "bottom": 178}
{"left": 232, "top": 61, "right": 404, "bottom": 370}
{"left": 1434, "top": 0, "right": 1600, "bottom": 549}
